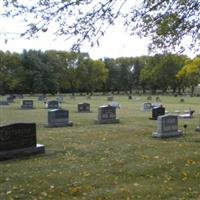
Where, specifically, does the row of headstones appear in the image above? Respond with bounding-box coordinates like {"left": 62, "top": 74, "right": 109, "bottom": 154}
{"left": 16, "top": 100, "right": 91, "bottom": 111}
{"left": 142, "top": 102, "right": 195, "bottom": 118}
{"left": 1, "top": 102, "right": 200, "bottom": 161}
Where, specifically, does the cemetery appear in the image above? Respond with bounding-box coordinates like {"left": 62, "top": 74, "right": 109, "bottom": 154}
{"left": 1, "top": 0, "right": 200, "bottom": 197}
{"left": 0, "top": 94, "right": 200, "bottom": 199}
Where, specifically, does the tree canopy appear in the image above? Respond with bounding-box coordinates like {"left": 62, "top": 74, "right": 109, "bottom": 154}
{"left": 1, "top": 0, "right": 200, "bottom": 53}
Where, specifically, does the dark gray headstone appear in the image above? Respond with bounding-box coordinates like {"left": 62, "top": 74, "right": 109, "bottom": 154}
{"left": 0, "top": 123, "right": 45, "bottom": 160}
{"left": 78, "top": 103, "right": 90, "bottom": 112}
{"left": 152, "top": 115, "right": 182, "bottom": 138}
{"left": 128, "top": 95, "right": 132, "bottom": 100}
{"left": 45, "top": 109, "right": 73, "bottom": 127}
{"left": 0, "top": 100, "right": 8, "bottom": 106}
{"left": 150, "top": 106, "right": 165, "bottom": 120}
{"left": 95, "top": 105, "right": 119, "bottom": 124}
{"left": 6, "top": 95, "right": 14, "bottom": 103}
{"left": 21, "top": 100, "right": 34, "bottom": 109}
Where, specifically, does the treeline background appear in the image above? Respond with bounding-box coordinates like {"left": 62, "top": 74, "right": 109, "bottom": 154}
{"left": 0, "top": 50, "right": 199, "bottom": 95}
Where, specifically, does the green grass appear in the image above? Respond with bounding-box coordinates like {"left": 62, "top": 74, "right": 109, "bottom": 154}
{"left": 0, "top": 95, "right": 200, "bottom": 200}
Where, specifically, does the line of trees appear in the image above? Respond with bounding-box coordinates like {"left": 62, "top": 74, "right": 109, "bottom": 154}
{"left": 0, "top": 50, "right": 199, "bottom": 95}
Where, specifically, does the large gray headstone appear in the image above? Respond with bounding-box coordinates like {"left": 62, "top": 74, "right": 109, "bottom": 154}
{"left": 45, "top": 109, "right": 73, "bottom": 127}
{"left": 0, "top": 123, "right": 45, "bottom": 160}
{"left": 95, "top": 105, "right": 119, "bottom": 124}
{"left": 152, "top": 115, "right": 182, "bottom": 138}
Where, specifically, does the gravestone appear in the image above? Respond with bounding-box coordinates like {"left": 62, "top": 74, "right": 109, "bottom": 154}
{"left": 107, "top": 96, "right": 114, "bottom": 101}
{"left": 46, "top": 100, "right": 60, "bottom": 109}
{"left": 0, "top": 123, "right": 45, "bottom": 160}
{"left": 195, "top": 115, "right": 200, "bottom": 132}
{"left": 56, "top": 96, "right": 64, "bottom": 103}
{"left": 141, "top": 102, "right": 152, "bottom": 112}
{"left": 95, "top": 105, "right": 119, "bottom": 124}
{"left": 0, "top": 100, "right": 8, "bottom": 106}
{"left": 128, "top": 95, "right": 132, "bottom": 100}
{"left": 70, "top": 95, "right": 75, "bottom": 100}
{"left": 147, "top": 96, "right": 152, "bottom": 101}
{"left": 108, "top": 101, "right": 120, "bottom": 109}
{"left": 38, "top": 95, "right": 45, "bottom": 101}
{"left": 86, "top": 95, "right": 91, "bottom": 99}
{"left": 6, "top": 95, "right": 14, "bottom": 103}
{"left": 77, "top": 103, "right": 91, "bottom": 112}
{"left": 150, "top": 106, "right": 165, "bottom": 120}
{"left": 156, "top": 96, "right": 161, "bottom": 102}
{"left": 152, "top": 115, "right": 183, "bottom": 138}
{"left": 180, "top": 98, "right": 185, "bottom": 103}
{"left": 45, "top": 109, "right": 73, "bottom": 127}
{"left": 21, "top": 100, "right": 34, "bottom": 109}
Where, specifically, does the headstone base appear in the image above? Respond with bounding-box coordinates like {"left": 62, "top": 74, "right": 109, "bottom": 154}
{"left": 0, "top": 144, "right": 45, "bottom": 161}
{"left": 152, "top": 130, "right": 183, "bottom": 138}
{"left": 44, "top": 121, "right": 73, "bottom": 128}
{"left": 149, "top": 117, "right": 158, "bottom": 120}
{"left": 95, "top": 119, "right": 120, "bottom": 124}
{"left": 77, "top": 111, "right": 92, "bottom": 113}
{"left": 21, "top": 106, "right": 34, "bottom": 109}
{"left": 195, "top": 127, "right": 200, "bottom": 132}
{"left": 0, "top": 101, "right": 9, "bottom": 105}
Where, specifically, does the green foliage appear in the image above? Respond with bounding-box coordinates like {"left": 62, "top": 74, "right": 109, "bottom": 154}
{"left": 77, "top": 58, "right": 108, "bottom": 94}
{"left": 176, "top": 56, "right": 200, "bottom": 94}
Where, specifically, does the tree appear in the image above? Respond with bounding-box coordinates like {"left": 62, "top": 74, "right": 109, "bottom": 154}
{"left": 20, "top": 50, "right": 59, "bottom": 94}
{"left": 2, "top": 0, "right": 200, "bottom": 53}
{"left": 77, "top": 58, "right": 108, "bottom": 94}
{"left": 0, "top": 51, "right": 23, "bottom": 94}
{"left": 176, "top": 56, "right": 200, "bottom": 94}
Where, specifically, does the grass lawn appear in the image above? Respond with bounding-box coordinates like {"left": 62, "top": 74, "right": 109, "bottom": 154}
{"left": 0, "top": 95, "right": 200, "bottom": 200}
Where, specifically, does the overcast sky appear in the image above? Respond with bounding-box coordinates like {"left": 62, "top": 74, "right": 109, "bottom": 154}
{"left": 0, "top": 16, "right": 151, "bottom": 59}
{"left": 0, "top": 2, "right": 198, "bottom": 60}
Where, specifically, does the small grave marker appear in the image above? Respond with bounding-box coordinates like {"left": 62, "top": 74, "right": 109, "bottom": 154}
{"left": 45, "top": 100, "right": 60, "bottom": 109}
{"left": 77, "top": 103, "right": 91, "bottom": 112}
{"left": 21, "top": 100, "right": 34, "bottom": 109}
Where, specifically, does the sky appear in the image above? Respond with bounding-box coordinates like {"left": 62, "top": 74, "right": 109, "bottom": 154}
{"left": 0, "top": 1, "right": 198, "bottom": 60}
{"left": 0, "top": 17, "right": 151, "bottom": 59}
